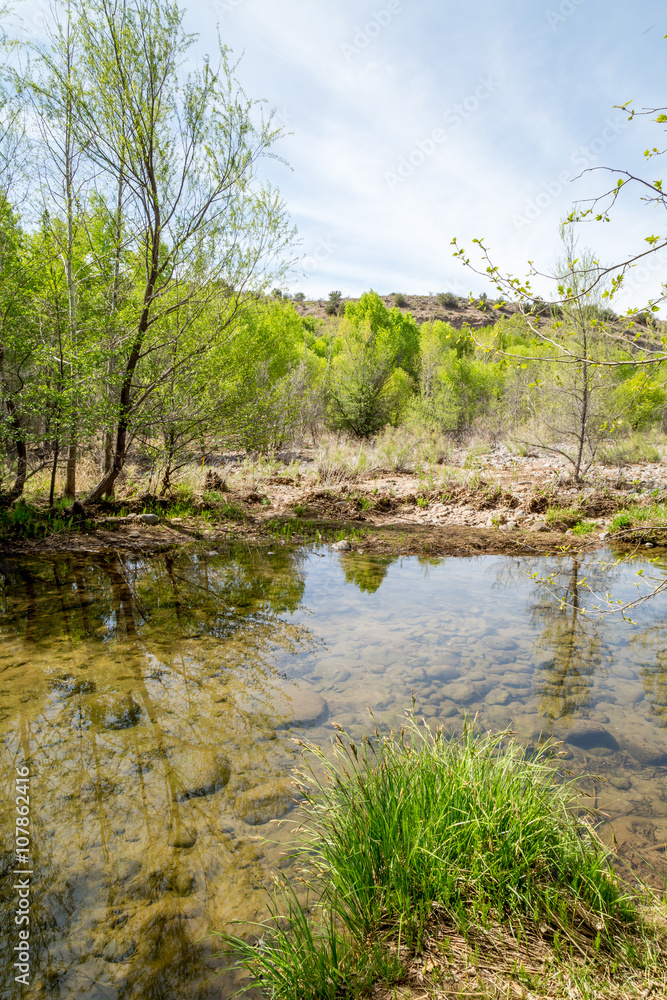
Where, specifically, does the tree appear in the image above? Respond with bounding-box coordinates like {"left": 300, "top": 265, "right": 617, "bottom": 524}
{"left": 13, "top": 0, "right": 294, "bottom": 505}
{"left": 326, "top": 290, "right": 419, "bottom": 437}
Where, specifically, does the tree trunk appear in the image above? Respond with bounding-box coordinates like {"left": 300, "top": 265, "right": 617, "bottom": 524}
{"left": 103, "top": 429, "right": 115, "bottom": 499}
{"left": 49, "top": 439, "right": 60, "bottom": 507}
{"left": 65, "top": 439, "right": 77, "bottom": 498}
{"left": 0, "top": 402, "right": 27, "bottom": 507}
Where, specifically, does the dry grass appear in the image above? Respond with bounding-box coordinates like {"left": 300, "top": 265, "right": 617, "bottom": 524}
{"left": 372, "top": 910, "right": 667, "bottom": 999}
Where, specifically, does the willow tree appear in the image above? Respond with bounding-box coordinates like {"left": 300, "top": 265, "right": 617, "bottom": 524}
{"left": 52, "top": 0, "right": 294, "bottom": 503}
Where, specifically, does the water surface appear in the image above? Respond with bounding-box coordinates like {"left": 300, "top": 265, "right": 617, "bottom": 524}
{"left": 1, "top": 545, "right": 666, "bottom": 999}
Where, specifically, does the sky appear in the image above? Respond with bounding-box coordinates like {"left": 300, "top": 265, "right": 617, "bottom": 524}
{"left": 15, "top": 0, "right": 667, "bottom": 309}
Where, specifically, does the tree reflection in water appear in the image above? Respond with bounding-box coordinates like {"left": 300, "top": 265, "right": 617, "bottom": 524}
{"left": 0, "top": 547, "right": 316, "bottom": 1000}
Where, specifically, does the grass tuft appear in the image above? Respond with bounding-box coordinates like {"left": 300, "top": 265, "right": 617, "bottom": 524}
{"left": 222, "top": 717, "right": 666, "bottom": 999}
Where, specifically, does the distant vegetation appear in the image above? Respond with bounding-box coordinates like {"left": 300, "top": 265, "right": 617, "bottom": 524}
{"left": 2, "top": 282, "right": 666, "bottom": 506}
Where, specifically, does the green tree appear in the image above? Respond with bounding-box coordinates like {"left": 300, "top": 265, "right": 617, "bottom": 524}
{"left": 39, "top": 0, "right": 294, "bottom": 503}
{"left": 326, "top": 290, "right": 418, "bottom": 437}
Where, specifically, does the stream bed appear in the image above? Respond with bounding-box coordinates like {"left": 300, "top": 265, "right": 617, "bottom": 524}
{"left": 1, "top": 544, "right": 666, "bottom": 999}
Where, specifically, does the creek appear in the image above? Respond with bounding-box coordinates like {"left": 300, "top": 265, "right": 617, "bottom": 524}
{"left": 0, "top": 545, "right": 666, "bottom": 999}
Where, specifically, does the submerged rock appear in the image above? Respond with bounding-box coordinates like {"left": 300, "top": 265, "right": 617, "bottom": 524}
{"left": 168, "top": 745, "right": 231, "bottom": 801}
{"left": 90, "top": 694, "right": 143, "bottom": 731}
{"left": 236, "top": 681, "right": 328, "bottom": 729}
{"left": 234, "top": 779, "right": 297, "bottom": 825}
{"left": 555, "top": 720, "right": 619, "bottom": 751}
{"left": 615, "top": 733, "right": 667, "bottom": 767}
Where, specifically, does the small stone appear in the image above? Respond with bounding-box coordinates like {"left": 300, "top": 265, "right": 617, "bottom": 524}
{"left": 486, "top": 687, "right": 511, "bottom": 706}
{"left": 169, "top": 828, "right": 198, "bottom": 849}
{"left": 168, "top": 745, "right": 231, "bottom": 801}
{"left": 234, "top": 779, "right": 297, "bottom": 825}
{"left": 139, "top": 513, "right": 159, "bottom": 525}
{"left": 102, "top": 939, "right": 137, "bottom": 964}
{"left": 332, "top": 539, "right": 351, "bottom": 551}
{"left": 644, "top": 542, "right": 655, "bottom": 549}
{"left": 171, "top": 871, "right": 196, "bottom": 896}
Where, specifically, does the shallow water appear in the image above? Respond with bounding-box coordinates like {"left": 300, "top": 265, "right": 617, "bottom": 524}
{"left": 1, "top": 545, "right": 666, "bottom": 999}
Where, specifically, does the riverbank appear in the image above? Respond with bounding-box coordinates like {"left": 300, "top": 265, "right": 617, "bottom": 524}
{"left": 2, "top": 449, "right": 666, "bottom": 558}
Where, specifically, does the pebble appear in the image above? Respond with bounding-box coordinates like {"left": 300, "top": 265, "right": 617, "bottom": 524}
{"left": 139, "top": 513, "right": 159, "bottom": 525}
{"left": 234, "top": 779, "right": 297, "bottom": 825}
{"left": 168, "top": 745, "right": 231, "bottom": 801}
{"left": 485, "top": 687, "right": 511, "bottom": 706}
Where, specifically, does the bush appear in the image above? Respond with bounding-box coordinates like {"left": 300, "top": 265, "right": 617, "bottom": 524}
{"left": 437, "top": 291, "right": 458, "bottom": 308}
{"left": 393, "top": 292, "right": 408, "bottom": 308}
{"left": 325, "top": 290, "right": 342, "bottom": 316}
{"left": 293, "top": 291, "right": 305, "bottom": 302}
{"left": 598, "top": 436, "right": 662, "bottom": 466}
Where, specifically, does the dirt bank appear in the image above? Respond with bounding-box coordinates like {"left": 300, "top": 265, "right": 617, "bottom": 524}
{"left": 4, "top": 450, "right": 666, "bottom": 558}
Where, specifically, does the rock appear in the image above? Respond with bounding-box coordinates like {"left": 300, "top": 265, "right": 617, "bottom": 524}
{"left": 502, "top": 671, "right": 533, "bottom": 688}
{"left": 171, "top": 871, "right": 196, "bottom": 896}
{"left": 484, "top": 636, "right": 519, "bottom": 652}
{"left": 237, "top": 681, "right": 328, "bottom": 729}
{"left": 234, "top": 779, "right": 298, "bottom": 825}
{"left": 102, "top": 939, "right": 137, "bottom": 964}
{"left": 92, "top": 695, "right": 143, "bottom": 731}
{"left": 111, "top": 858, "right": 142, "bottom": 883}
{"left": 486, "top": 687, "right": 511, "bottom": 706}
{"left": 443, "top": 681, "right": 480, "bottom": 705}
{"left": 139, "top": 513, "right": 159, "bottom": 525}
{"left": 332, "top": 539, "right": 351, "bottom": 551}
{"left": 425, "top": 663, "right": 461, "bottom": 683}
{"left": 169, "top": 828, "right": 198, "bottom": 849}
{"left": 555, "top": 720, "right": 619, "bottom": 751}
{"left": 168, "top": 745, "right": 231, "bottom": 801}
{"left": 615, "top": 733, "right": 667, "bottom": 766}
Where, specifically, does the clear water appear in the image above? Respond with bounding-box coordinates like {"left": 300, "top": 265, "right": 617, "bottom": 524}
{"left": 1, "top": 545, "right": 666, "bottom": 999}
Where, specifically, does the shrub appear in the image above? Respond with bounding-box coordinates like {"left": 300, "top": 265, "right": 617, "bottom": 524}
{"left": 393, "top": 292, "right": 408, "bottom": 308}
{"left": 598, "top": 433, "right": 662, "bottom": 466}
{"left": 293, "top": 291, "right": 305, "bottom": 302}
{"left": 437, "top": 291, "right": 458, "bottom": 308}
{"left": 325, "top": 290, "right": 342, "bottom": 316}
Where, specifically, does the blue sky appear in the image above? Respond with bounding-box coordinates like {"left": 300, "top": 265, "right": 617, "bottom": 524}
{"left": 17, "top": 0, "right": 667, "bottom": 308}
